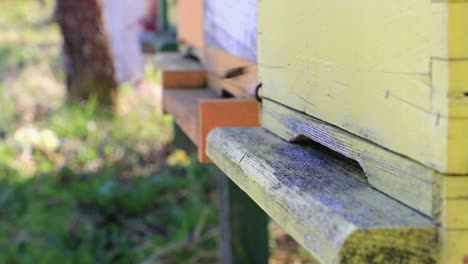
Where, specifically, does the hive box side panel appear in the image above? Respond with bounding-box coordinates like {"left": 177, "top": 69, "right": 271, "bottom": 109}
{"left": 204, "top": 0, "right": 257, "bottom": 63}
{"left": 440, "top": 230, "right": 468, "bottom": 264}
{"left": 259, "top": 0, "right": 468, "bottom": 173}
{"left": 178, "top": 0, "right": 204, "bottom": 49}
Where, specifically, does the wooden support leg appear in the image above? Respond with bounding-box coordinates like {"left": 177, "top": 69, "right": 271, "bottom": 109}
{"left": 172, "top": 122, "right": 268, "bottom": 264}
{"left": 217, "top": 172, "right": 269, "bottom": 264}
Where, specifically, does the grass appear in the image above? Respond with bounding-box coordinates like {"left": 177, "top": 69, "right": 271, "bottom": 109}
{"left": 0, "top": 162, "right": 219, "bottom": 264}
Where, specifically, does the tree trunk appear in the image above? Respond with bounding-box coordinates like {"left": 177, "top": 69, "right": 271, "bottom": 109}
{"left": 55, "top": 0, "right": 117, "bottom": 107}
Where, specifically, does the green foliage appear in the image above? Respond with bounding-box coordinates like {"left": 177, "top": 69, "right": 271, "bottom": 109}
{"left": 0, "top": 162, "right": 219, "bottom": 264}
{"left": 0, "top": 0, "right": 59, "bottom": 72}
{"left": 111, "top": 109, "right": 174, "bottom": 146}
{"left": 0, "top": 88, "right": 220, "bottom": 261}
{"left": 45, "top": 99, "right": 103, "bottom": 139}
{"left": 144, "top": 64, "right": 162, "bottom": 84}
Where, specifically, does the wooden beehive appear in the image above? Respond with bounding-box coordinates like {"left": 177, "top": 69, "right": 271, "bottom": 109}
{"left": 177, "top": 0, "right": 204, "bottom": 49}
{"left": 258, "top": 0, "right": 468, "bottom": 175}
{"left": 160, "top": 0, "right": 260, "bottom": 163}
{"left": 204, "top": 0, "right": 258, "bottom": 97}
{"left": 254, "top": 2, "right": 468, "bottom": 262}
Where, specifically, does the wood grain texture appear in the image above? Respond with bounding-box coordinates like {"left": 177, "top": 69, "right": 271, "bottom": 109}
{"left": 258, "top": 0, "right": 468, "bottom": 174}
{"left": 162, "top": 88, "right": 217, "bottom": 145}
{"left": 262, "top": 100, "right": 468, "bottom": 226}
{"left": 177, "top": 0, "right": 204, "bottom": 49}
{"left": 198, "top": 99, "right": 260, "bottom": 162}
{"left": 156, "top": 53, "right": 206, "bottom": 88}
{"left": 204, "top": 46, "right": 258, "bottom": 97}
{"left": 206, "top": 127, "right": 438, "bottom": 264}
{"left": 204, "top": 0, "right": 257, "bottom": 63}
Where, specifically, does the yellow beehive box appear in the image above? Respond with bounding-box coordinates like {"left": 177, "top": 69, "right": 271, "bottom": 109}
{"left": 258, "top": 0, "right": 468, "bottom": 174}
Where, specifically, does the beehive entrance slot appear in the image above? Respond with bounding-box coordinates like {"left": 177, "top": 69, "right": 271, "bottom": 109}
{"left": 291, "top": 134, "right": 368, "bottom": 184}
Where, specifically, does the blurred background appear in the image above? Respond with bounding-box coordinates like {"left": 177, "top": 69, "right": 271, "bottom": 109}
{"left": 0, "top": 0, "right": 313, "bottom": 263}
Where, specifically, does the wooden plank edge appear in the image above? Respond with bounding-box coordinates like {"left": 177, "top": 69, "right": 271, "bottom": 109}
{"left": 162, "top": 70, "right": 207, "bottom": 89}
{"left": 155, "top": 52, "right": 207, "bottom": 88}
{"left": 162, "top": 88, "right": 219, "bottom": 146}
{"left": 163, "top": 88, "right": 260, "bottom": 164}
{"left": 198, "top": 99, "right": 260, "bottom": 163}
{"left": 206, "top": 127, "right": 437, "bottom": 263}
{"left": 162, "top": 89, "right": 200, "bottom": 145}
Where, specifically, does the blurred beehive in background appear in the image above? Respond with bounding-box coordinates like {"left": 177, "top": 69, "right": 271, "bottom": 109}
{"left": 177, "top": 0, "right": 204, "bottom": 50}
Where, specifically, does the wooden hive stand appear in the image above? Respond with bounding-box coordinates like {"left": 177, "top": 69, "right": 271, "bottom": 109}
{"left": 158, "top": 0, "right": 261, "bottom": 164}
{"left": 157, "top": 52, "right": 260, "bottom": 163}
{"left": 176, "top": 0, "right": 204, "bottom": 61}
{"left": 155, "top": 1, "right": 268, "bottom": 259}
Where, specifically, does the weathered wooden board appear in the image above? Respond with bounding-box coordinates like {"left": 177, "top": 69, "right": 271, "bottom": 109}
{"left": 206, "top": 127, "right": 438, "bottom": 264}
{"left": 258, "top": 0, "right": 468, "bottom": 174}
{"left": 177, "top": 0, "right": 204, "bottom": 49}
{"left": 262, "top": 99, "right": 468, "bottom": 226}
{"left": 163, "top": 88, "right": 217, "bottom": 145}
{"left": 198, "top": 99, "right": 260, "bottom": 162}
{"left": 204, "top": 46, "right": 258, "bottom": 97}
{"left": 156, "top": 53, "right": 206, "bottom": 88}
{"left": 204, "top": 0, "right": 257, "bottom": 63}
